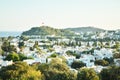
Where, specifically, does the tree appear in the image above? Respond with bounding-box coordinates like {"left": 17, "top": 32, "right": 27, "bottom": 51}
{"left": 8, "top": 45, "right": 17, "bottom": 52}
{"left": 105, "top": 42, "right": 110, "bottom": 48}
{"left": 113, "top": 53, "right": 120, "bottom": 58}
{"left": 49, "top": 53, "right": 58, "bottom": 58}
{"left": 4, "top": 51, "right": 20, "bottom": 62}
{"left": 0, "top": 48, "right": 4, "bottom": 56}
{"left": 30, "top": 47, "right": 34, "bottom": 51}
{"left": 87, "top": 42, "right": 90, "bottom": 47}
{"left": 92, "top": 41, "right": 97, "bottom": 47}
{"left": 7, "top": 36, "right": 14, "bottom": 41}
{"left": 100, "top": 66, "right": 120, "bottom": 80}
{"left": 33, "top": 41, "right": 39, "bottom": 48}
{"left": 77, "top": 68, "right": 100, "bottom": 80}
{"left": 100, "top": 68, "right": 110, "bottom": 80}
{"left": 78, "top": 41, "right": 81, "bottom": 47}
{"left": 66, "top": 50, "right": 77, "bottom": 56}
{"left": 38, "top": 59, "right": 77, "bottom": 80}
{"left": 38, "top": 63, "right": 49, "bottom": 73}
{"left": 71, "top": 61, "right": 86, "bottom": 69}
{"left": 18, "top": 53, "right": 27, "bottom": 61}
{"left": 1, "top": 40, "right": 10, "bottom": 52}
{"left": 18, "top": 41, "right": 25, "bottom": 49}
{"left": 48, "top": 48, "right": 55, "bottom": 52}
{"left": 20, "top": 35, "right": 28, "bottom": 41}
{"left": 1, "top": 40, "right": 17, "bottom": 53}
{"left": 112, "top": 41, "right": 120, "bottom": 49}
{"left": 76, "top": 54, "right": 81, "bottom": 59}
{"left": 103, "top": 57, "right": 114, "bottom": 64}
{"left": 0, "top": 62, "right": 42, "bottom": 80}
{"left": 51, "top": 71, "right": 77, "bottom": 80}
{"left": 58, "top": 56, "right": 67, "bottom": 63}
{"left": 95, "top": 60, "right": 109, "bottom": 66}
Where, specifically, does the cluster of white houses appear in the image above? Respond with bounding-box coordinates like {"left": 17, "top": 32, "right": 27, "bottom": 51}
{"left": 0, "top": 34, "right": 120, "bottom": 73}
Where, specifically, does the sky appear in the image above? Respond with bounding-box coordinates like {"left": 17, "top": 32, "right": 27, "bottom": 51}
{"left": 0, "top": 0, "right": 120, "bottom": 31}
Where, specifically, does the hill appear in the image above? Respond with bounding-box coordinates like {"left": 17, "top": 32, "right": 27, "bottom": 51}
{"left": 65, "top": 26, "right": 105, "bottom": 33}
{"left": 22, "top": 26, "right": 76, "bottom": 36}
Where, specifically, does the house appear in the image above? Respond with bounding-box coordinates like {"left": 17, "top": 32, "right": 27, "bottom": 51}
{"left": 100, "top": 48, "right": 113, "bottom": 58}
{"left": 93, "top": 48, "right": 113, "bottom": 60}
{"left": 47, "top": 58, "right": 62, "bottom": 63}
{"left": 76, "top": 54, "right": 95, "bottom": 67}
{"left": 114, "top": 58, "right": 120, "bottom": 66}
{"left": 65, "top": 56, "right": 76, "bottom": 66}
{"left": 23, "top": 59, "right": 35, "bottom": 65}
{"left": 91, "top": 66, "right": 104, "bottom": 73}
{"left": 93, "top": 50, "right": 104, "bottom": 60}
{"left": 0, "top": 60, "right": 13, "bottom": 67}
{"left": 34, "top": 58, "right": 46, "bottom": 63}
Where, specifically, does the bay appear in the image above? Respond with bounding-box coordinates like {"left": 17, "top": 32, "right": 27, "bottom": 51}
{"left": 0, "top": 31, "right": 22, "bottom": 37}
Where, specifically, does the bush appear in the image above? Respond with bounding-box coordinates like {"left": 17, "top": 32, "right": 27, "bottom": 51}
{"left": 77, "top": 68, "right": 100, "bottom": 80}
{"left": 100, "top": 66, "right": 120, "bottom": 80}
{"left": 0, "top": 62, "right": 42, "bottom": 80}
{"left": 95, "top": 60, "right": 109, "bottom": 66}
{"left": 71, "top": 61, "right": 86, "bottom": 69}
{"left": 4, "top": 51, "right": 19, "bottom": 62}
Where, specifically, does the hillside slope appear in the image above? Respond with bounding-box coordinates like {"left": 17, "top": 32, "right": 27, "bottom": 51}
{"left": 65, "top": 26, "right": 105, "bottom": 33}
{"left": 22, "top": 26, "right": 76, "bottom": 36}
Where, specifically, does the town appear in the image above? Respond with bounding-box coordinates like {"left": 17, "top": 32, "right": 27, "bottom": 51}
{"left": 0, "top": 26, "right": 120, "bottom": 80}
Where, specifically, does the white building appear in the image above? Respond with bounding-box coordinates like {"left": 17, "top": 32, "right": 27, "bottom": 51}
{"left": 0, "top": 60, "right": 13, "bottom": 67}
{"left": 76, "top": 54, "right": 95, "bottom": 67}
{"left": 93, "top": 48, "right": 113, "bottom": 60}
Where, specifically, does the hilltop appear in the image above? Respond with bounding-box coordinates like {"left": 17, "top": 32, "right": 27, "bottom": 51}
{"left": 22, "top": 26, "right": 107, "bottom": 36}
{"left": 22, "top": 26, "right": 76, "bottom": 36}
{"left": 65, "top": 26, "right": 105, "bottom": 33}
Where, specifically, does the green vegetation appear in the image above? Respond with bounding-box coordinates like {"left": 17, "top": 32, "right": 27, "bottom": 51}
{"left": 22, "top": 26, "right": 76, "bottom": 37}
{"left": 1, "top": 40, "right": 17, "bottom": 53}
{"left": 113, "top": 53, "right": 120, "bottom": 58}
{"left": 0, "top": 48, "right": 4, "bottom": 56}
{"left": 18, "top": 41, "right": 25, "bottom": 48}
{"left": 65, "top": 26, "right": 105, "bottom": 33}
{"left": 38, "top": 59, "right": 77, "bottom": 80}
{"left": 0, "top": 62, "right": 42, "bottom": 80}
{"left": 103, "top": 57, "right": 114, "bottom": 64}
{"left": 33, "top": 41, "right": 39, "bottom": 48}
{"left": 95, "top": 60, "right": 109, "bottom": 66}
{"left": 100, "top": 66, "right": 120, "bottom": 80}
{"left": 4, "top": 52, "right": 31, "bottom": 62}
{"left": 18, "top": 53, "right": 28, "bottom": 61}
{"left": 49, "top": 53, "right": 58, "bottom": 58}
{"left": 4, "top": 51, "right": 20, "bottom": 62}
{"left": 113, "top": 41, "right": 120, "bottom": 49}
{"left": 95, "top": 58, "right": 114, "bottom": 66}
{"left": 77, "top": 68, "right": 100, "bottom": 80}
{"left": 20, "top": 35, "right": 29, "bottom": 41}
{"left": 71, "top": 61, "right": 86, "bottom": 69}
{"left": 66, "top": 50, "right": 77, "bottom": 56}
{"left": 0, "top": 59, "right": 120, "bottom": 80}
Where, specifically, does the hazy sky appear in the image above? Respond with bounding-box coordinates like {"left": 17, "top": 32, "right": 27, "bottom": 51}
{"left": 0, "top": 0, "right": 120, "bottom": 31}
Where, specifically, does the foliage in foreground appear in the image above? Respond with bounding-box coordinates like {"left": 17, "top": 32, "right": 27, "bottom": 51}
{"left": 38, "top": 59, "right": 77, "bottom": 80}
{"left": 100, "top": 66, "right": 120, "bottom": 80}
{"left": 0, "top": 60, "right": 120, "bottom": 80}
{"left": 77, "top": 68, "right": 100, "bottom": 80}
{"left": 0, "top": 62, "right": 42, "bottom": 80}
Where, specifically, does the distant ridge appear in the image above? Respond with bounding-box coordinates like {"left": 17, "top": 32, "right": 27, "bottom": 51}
{"left": 65, "top": 26, "right": 105, "bottom": 33}
{"left": 22, "top": 26, "right": 76, "bottom": 36}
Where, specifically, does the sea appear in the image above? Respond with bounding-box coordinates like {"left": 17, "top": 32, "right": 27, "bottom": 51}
{"left": 0, "top": 31, "right": 22, "bottom": 37}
